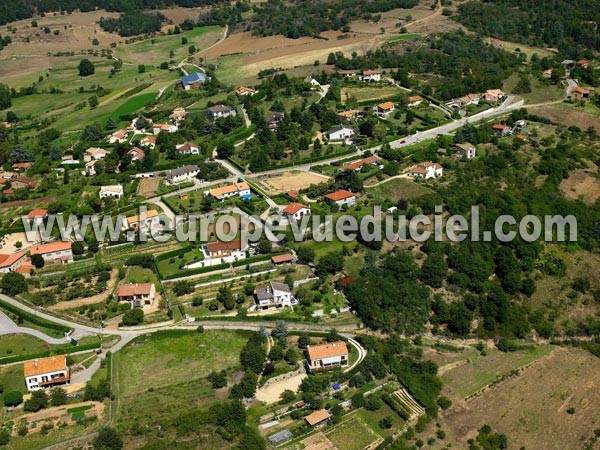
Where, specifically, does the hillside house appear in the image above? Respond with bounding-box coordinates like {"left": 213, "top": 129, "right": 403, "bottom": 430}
{"left": 374, "top": 101, "right": 395, "bottom": 117}
{"left": 207, "top": 105, "right": 236, "bottom": 121}
{"left": 266, "top": 113, "right": 285, "bottom": 131}
{"left": 324, "top": 190, "right": 356, "bottom": 207}
{"left": 117, "top": 283, "right": 156, "bottom": 307}
{"left": 204, "top": 239, "right": 246, "bottom": 261}
{"left": 236, "top": 86, "right": 256, "bottom": 96}
{"left": 338, "top": 109, "right": 363, "bottom": 120}
{"left": 571, "top": 86, "right": 591, "bottom": 101}
{"left": 84, "top": 160, "right": 97, "bottom": 176}
{"left": 306, "top": 341, "right": 349, "bottom": 371}
{"left": 408, "top": 162, "right": 443, "bottom": 179}
{"left": 166, "top": 165, "right": 199, "bottom": 184}
{"left": 26, "top": 208, "right": 47, "bottom": 226}
{"left": 455, "top": 142, "right": 477, "bottom": 159}
{"left": 24, "top": 355, "right": 70, "bottom": 391}
{"left": 0, "top": 251, "right": 28, "bottom": 273}
{"left": 108, "top": 129, "right": 128, "bottom": 144}
{"left": 12, "top": 176, "right": 39, "bottom": 190}
{"left": 99, "top": 185, "right": 124, "bottom": 200}
{"left": 61, "top": 155, "right": 79, "bottom": 165}
{"left": 128, "top": 147, "right": 145, "bottom": 162}
{"left": 176, "top": 141, "right": 199, "bottom": 155}
{"left": 209, "top": 182, "right": 251, "bottom": 201}
{"left": 324, "top": 125, "right": 355, "bottom": 142}
{"left": 12, "top": 162, "right": 32, "bottom": 171}
{"left": 123, "top": 210, "right": 160, "bottom": 232}
{"left": 176, "top": 72, "right": 209, "bottom": 91}
{"left": 152, "top": 123, "right": 178, "bottom": 135}
{"left": 271, "top": 253, "right": 295, "bottom": 265}
{"left": 492, "top": 123, "right": 512, "bottom": 136}
{"left": 139, "top": 136, "right": 156, "bottom": 149}
{"left": 283, "top": 202, "right": 311, "bottom": 221}
{"left": 170, "top": 107, "right": 187, "bottom": 123}
{"left": 407, "top": 95, "right": 423, "bottom": 107}
{"left": 305, "top": 409, "right": 331, "bottom": 427}
{"left": 483, "top": 89, "right": 505, "bottom": 102}
{"left": 254, "top": 281, "right": 294, "bottom": 310}
{"left": 84, "top": 147, "right": 108, "bottom": 162}
{"left": 361, "top": 69, "right": 382, "bottom": 82}
{"left": 29, "top": 241, "right": 73, "bottom": 264}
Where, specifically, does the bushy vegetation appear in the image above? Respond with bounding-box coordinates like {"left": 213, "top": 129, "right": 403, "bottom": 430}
{"left": 455, "top": 0, "right": 600, "bottom": 55}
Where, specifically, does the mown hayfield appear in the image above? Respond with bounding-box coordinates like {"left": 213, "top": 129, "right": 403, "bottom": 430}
{"left": 366, "top": 177, "right": 434, "bottom": 202}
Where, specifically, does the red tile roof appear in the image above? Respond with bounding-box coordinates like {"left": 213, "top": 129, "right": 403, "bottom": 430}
{"left": 324, "top": 190, "right": 355, "bottom": 202}
{"left": 283, "top": 202, "right": 309, "bottom": 215}
{"left": 29, "top": 241, "right": 72, "bottom": 255}
{"left": 24, "top": 355, "right": 68, "bottom": 377}
{"left": 307, "top": 341, "right": 349, "bottom": 361}
{"left": 271, "top": 253, "right": 295, "bottom": 264}
{"left": 27, "top": 208, "right": 47, "bottom": 219}
{"left": 118, "top": 283, "right": 154, "bottom": 297}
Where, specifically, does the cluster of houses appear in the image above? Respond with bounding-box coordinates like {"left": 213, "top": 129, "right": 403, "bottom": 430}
{"left": 281, "top": 189, "right": 357, "bottom": 223}
{"left": 0, "top": 237, "right": 75, "bottom": 276}
{"left": 445, "top": 89, "right": 506, "bottom": 109}
{"left": 337, "top": 69, "right": 383, "bottom": 82}
{"left": 0, "top": 163, "right": 39, "bottom": 196}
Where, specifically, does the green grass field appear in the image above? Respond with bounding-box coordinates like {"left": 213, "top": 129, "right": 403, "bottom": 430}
{"left": 343, "top": 85, "right": 401, "bottom": 103}
{"left": 115, "top": 26, "right": 223, "bottom": 65}
{"left": 114, "top": 329, "right": 250, "bottom": 397}
{"left": 386, "top": 33, "right": 421, "bottom": 42}
{"left": 156, "top": 248, "right": 205, "bottom": 278}
{"left": 124, "top": 266, "right": 159, "bottom": 288}
{"left": 110, "top": 92, "right": 157, "bottom": 121}
{"left": 503, "top": 73, "right": 565, "bottom": 104}
{"left": 366, "top": 177, "right": 434, "bottom": 203}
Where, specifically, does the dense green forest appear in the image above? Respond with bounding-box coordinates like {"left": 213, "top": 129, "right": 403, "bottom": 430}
{"left": 328, "top": 31, "right": 523, "bottom": 100}
{"left": 345, "top": 110, "right": 600, "bottom": 343}
{"left": 0, "top": 0, "right": 228, "bottom": 25}
{"left": 198, "top": 0, "right": 420, "bottom": 38}
{"left": 455, "top": 0, "right": 600, "bottom": 56}
{"left": 99, "top": 10, "right": 165, "bottom": 36}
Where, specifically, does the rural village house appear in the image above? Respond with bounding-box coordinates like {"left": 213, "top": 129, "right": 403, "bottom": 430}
{"left": 253, "top": 281, "right": 295, "bottom": 310}
{"left": 283, "top": 202, "right": 311, "bottom": 221}
{"left": 29, "top": 241, "right": 73, "bottom": 264}
{"left": 208, "top": 182, "right": 251, "bottom": 200}
{"left": 324, "top": 190, "right": 356, "bottom": 207}
{"left": 408, "top": 162, "right": 443, "bottom": 179}
{"left": 166, "top": 165, "right": 200, "bottom": 184}
{"left": 99, "top": 185, "right": 124, "bottom": 200}
{"left": 455, "top": 142, "right": 477, "bottom": 159}
{"left": 306, "top": 341, "right": 349, "bottom": 371}
{"left": 24, "top": 355, "right": 70, "bottom": 391}
{"left": 117, "top": 283, "right": 156, "bottom": 308}
{"left": 207, "top": 105, "right": 236, "bottom": 121}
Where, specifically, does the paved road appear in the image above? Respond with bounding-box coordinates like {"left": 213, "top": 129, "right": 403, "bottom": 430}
{"left": 0, "top": 311, "right": 68, "bottom": 345}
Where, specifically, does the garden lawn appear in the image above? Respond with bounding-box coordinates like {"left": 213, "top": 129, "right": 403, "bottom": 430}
{"left": 326, "top": 415, "right": 381, "bottom": 450}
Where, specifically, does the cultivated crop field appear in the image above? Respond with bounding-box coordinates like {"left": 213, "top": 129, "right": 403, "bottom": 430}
{"left": 366, "top": 176, "right": 434, "bottom": 202}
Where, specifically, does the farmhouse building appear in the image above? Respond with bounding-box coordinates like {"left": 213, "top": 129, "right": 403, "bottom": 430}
{"left": 29, "top": 241, "right": 73, "bottom": 264}
{"left": 492, "top": 123, "right": 512, "bottom": 136}
{"left": 11, "top": 176, "right": 39, "bottom": 190}
{"left": 0, "top": 251, "right": 28, "bottom": 273}
{"left": 12, "top": 162, "right": 32, "bottom": 171}
{"left": 361, "top": 69, "right": 382, "bottom": 82}
{"left": 117, "top": 283, "right": 156, "bottom": 307}
{"left": 176, "top": 72, "right": 208, "bottom": 91}
{"left": 27, "top": 208, "right": 47, "bottom": 225}
{"left": 24, "top": 355, "right": 70, "bottom": 391}
{"left": 236, "top": 86, "right": 255, "bottom": 96}
{"left": 128, "top": 147, "right": 145, "bottom": 161}
{"left": 455, "top": 142, "right": 477, "bottom": 159}
{"left": 571, "top": 86, "right": 591, "bottom": 101}
{"left": 338, "top": 109, "right": 363, "bottom": 120}
{"left": 483, "top": 89, "right": 505, "bottom": 102}
{"left": 271, "top": 253, "right": 295, "bottom": 265}
{"left": 306, "top": 341, "right": 349, "bottom": 371}
{"left": 254, "top": 281, "right": 294, "bottom": 310}
{"left": 324, "top": 190, "right": 356, "bottom": 207}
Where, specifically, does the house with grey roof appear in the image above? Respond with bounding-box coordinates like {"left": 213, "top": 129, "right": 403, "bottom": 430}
{"left": 253, "top": 281, "right": 296, "bottom": 310}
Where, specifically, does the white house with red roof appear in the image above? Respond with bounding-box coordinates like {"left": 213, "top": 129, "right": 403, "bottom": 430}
{"left": 24, "top": 355, "right": 70, "bottom": 391}
{"left": 324, "top": 190, "right": 356, "bottom": 207}
{"left": 117, "top": 283, "right": 156, "bottom": 308}
{"left": 108, "top": 129, "right": 128, "bottom": 144}
{"left": 128, "top": 147, "right": 145, "bottom": 162}
{"left": 29, "top": 241, "right": 73, "bottom": 264}
{"left": 283, "top": 202, "right": 311, "bottom": 221}
{"left": 0, "top": 251, "right": 29, "bottom": 273}
{"left": 139, "top": 136, "right": 156, "bottom": 149}
{"left": 306, "top": 341, "right": 349, "bottom": 371}
{"left": 408, "top": 162, "right": 443, "bottom": 180}
{"left": 176, "top": 141, "right": 199, "bottom": 155}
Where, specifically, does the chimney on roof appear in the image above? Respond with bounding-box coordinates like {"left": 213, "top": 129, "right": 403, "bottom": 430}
{"left": 34, "top": 359, "right": 38, "bottom": 367}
